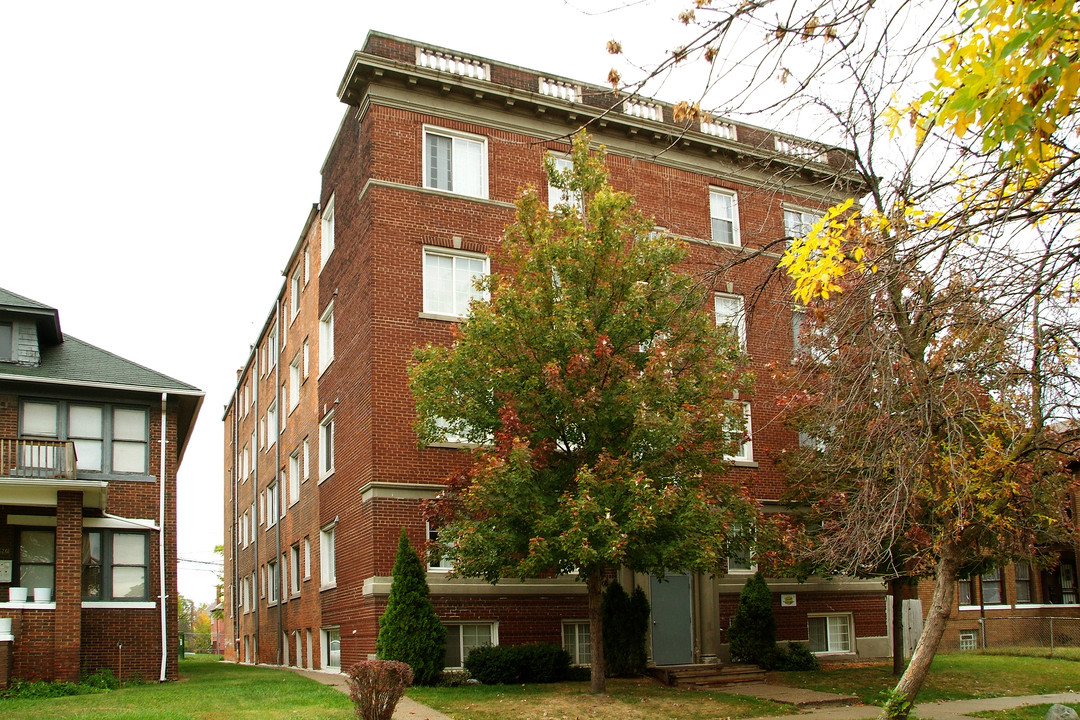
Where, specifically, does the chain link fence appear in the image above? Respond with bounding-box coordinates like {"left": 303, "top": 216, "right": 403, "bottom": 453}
{"left": 949, "top": 616, "right": 1080, "bottom": 659}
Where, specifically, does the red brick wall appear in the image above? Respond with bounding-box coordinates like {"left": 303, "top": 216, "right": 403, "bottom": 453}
{"left": 718, "top": 589, "right": 887, "bottom": 645}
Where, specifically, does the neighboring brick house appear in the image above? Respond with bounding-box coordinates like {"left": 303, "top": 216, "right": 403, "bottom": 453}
{"left": 921, "top": 461, "right": 1080, "bottom": 654}
{"left": 0, "top": 287, "right": 202, "bottom": 686}
{"left": 221, "top": 32, "right": 890, "bottom": 673}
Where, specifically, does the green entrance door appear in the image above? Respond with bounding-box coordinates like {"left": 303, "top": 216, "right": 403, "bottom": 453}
{"left": 650, "top": 574, "right": 693, "bottom": 665}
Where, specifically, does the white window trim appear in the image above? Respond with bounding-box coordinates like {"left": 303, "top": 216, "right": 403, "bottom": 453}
{"left": 320, "top": 194, "right": 335, "bottom": 270}
{"left": 426, "top": 522, "right": 453, "bottom": 572}
{"left": 319, "top": 302, "right": 334, "bottom": 375}
{"left": 288, "top": 451, "right": 301, "bottom": 507}
{"left": 726, "top": 522, "right": 757, "bottom": 574}
{"left": 547, "top": 154, "right": 581, "bottom": 211}
{"left": 320, "top": 523, "right": 337, "bottom": 589}
{"left": 443, "top": 621, "right": 498, "bottom": 669}
{"left": 321, "top": 626, "right": 341, "bottom": 669}
{"left": 319, "top": 411, "right": 335, "bottom": 482}
{"left": 709, "top": 187, "right": 741, "bottom": 246}
{"left": 783, "top": 204, "right": 821, "bottom": 240}
{"left": 724, "top": 401, "right": 753, "bottom": 463}
{"left": 807, "top": 613, "right": 855, "bottom": 654}
{"left": 422, "top": 126, "right": 489, "bottom": 199}
{"left": 562, "top": 620, "right": 591, "bottom": 666}
{"left": 421, "top": 246, "right": 490, "bottom": 320}
{"left": 714, "top": 292, "right": 746, "bottom": 350}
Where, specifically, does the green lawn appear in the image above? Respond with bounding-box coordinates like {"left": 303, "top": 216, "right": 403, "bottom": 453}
{"left": 0, "top": 655, "right": 354, "bottom": 720}
{"left": 971, "top": 704, "right": 1077, "bottom": 720}
{"left": 773, "top": 653, "right": 1080, "bottom": 705}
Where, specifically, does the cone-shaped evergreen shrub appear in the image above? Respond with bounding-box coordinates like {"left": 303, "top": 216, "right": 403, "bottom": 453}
{"left": 601, "top": 582, "right": 650, "bottom": 676}
{"left": 376, "top": 528, "right": 446, "bottom": 685}
{"left": 728, "top": 571, "right": 777, "bottom": 665}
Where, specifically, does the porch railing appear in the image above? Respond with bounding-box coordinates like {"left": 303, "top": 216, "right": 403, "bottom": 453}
{"left": 0, "top": 438, "right": 78, "bottom": 479}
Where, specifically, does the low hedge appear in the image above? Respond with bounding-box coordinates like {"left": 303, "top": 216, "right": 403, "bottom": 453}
{"left": 464, "top": 643, "right": 571, "bottom": 685}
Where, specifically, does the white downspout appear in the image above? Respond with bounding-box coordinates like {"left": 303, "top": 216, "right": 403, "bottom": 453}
{"left": 159, "top": 392, "right": 168, "bottom": 682}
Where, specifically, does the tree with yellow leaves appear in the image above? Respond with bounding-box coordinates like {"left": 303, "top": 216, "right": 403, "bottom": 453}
{"left": 604, "top": 2, "right": 1080, "bottom": 717}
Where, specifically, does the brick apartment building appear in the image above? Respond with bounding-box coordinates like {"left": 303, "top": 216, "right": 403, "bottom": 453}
{"left": 0, "top": 287, "right": 203, "bottom": 686}
{"left": 221, "top": 32, "right": 891, "bottom": 673}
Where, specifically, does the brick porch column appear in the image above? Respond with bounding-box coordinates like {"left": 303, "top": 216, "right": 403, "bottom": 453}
{"left": 55, "top": 491, "right": 83, "bottom": 682}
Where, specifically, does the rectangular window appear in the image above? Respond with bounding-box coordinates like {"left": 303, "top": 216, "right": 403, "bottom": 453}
{"left": 320, "top": 413, "right": 335, "bottom": 479}
{"left": 267, "top": 481, "right": 279, "bottom": 528}
{"left": 322, "top": 627, "right": 340, "bottom": 669}
{"left": 321, "top": 195, "right": 335, "bottom": 269}
{"left": 1060, "top": 562, "right": 1077, "bottom": 604}
{"left": 304, "top": 248, "right": 310, "bottom": 284}
{"left": 709, "top": 188, "right": 740, "bottom": 246}
{"left": 808, "top": 615, "right": 852, "bottom": 653}
{"left": 547, "top": 155, "right": 578, "bottom": 210}
{"left": 288, "top": 451, "right": 300, "bottom": 506}
{"left": 18, "top": 529, "right": 55, "bottom": 593}
{"left": 249, "top": 502, "right": 256, "bottom": 542}
{"left": 423, "top": 248, "right": 489, "bottom": 318}
{"left": 959, "top": 631, "right": 977, "bottom": 651}
{"left": 714, "top": 293, "right": 746, "bottom": 349}
{"left": 319, "top": 302, "right": 334, "bottom": 373}
{"left": 1015, "top": 563, "right": 1032, "bottom": 603}
{"left": 424, "top": 128, "right": 487, "bottom": 198}
{"left": 19, "top": 401, "right": 147, "bottom": 474}
{"left": 444, "top": 623, "right": 494, "bottom": 668}
{"left": 302, "top": 437, "right": 310, "bottom": 481}
{"left": 267, "top": 560, "right": 279, "bottom": 604}
{"left": 784, "top": 207, "right": 819, "bottom": 239}
{"left": 981, "top": 568, "right": 1004, "bottom": 605}
{"left": 320, "top": 524, "right": 336, "bottom": 586}
{"left": 290, "top": 544, "right": 301, "bottom": 595}
{"left": 304, "top": 537, "right": 312, "bottom": 579}
{"left": 266, "top": 402, "right": 278, "bottom": 448}
{"left": 724, "top": 402, "right": 753, "bottom": 462}
{"left": 268, "top": 327, "right": 277, "bottom": 369}
{"left": 289, "top": 356, "right": 301, "bottom": 412}
{"left": 0, "top": 322, "right": 12, "bottom": 361}
{"left": 958, "top": 576, "right": 974, "bottom": 605}
{"left": 562, "top": 621, "right": 591, "bottom": 665}
{"left": 302, "top": 340, "right": 310, "bottom": 379}
{"left": 726, "top": 523, "right": 756, "bottom": 573}
{"left": 427, "top": 523, "right": 453, "bottom": 571}
{"left": 82, "top": 530, "right": 149, "bottom": 601}
{"left": 290, "top": 268, "right": 301, "bottom": 320}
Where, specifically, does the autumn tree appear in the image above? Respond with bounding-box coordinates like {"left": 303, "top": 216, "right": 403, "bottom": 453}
{"left": 596, "top": 1, "right": 1080, "bottom": 716}
{"left": 410, "top": 132, "right": 756, "bottom": 694}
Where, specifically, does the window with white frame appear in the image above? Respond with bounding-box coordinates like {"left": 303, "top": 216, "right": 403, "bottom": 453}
{"left": 302, "top": 437, "right": 310, "bottom": 481}
{"left": 319, "top": 412, "right": 335, "bottom": 480}
{"left": 249, "top": 501, "right": 256, "bottom": 542}
{"left": 784, "top": 207, "right": 819, "bottom": 239}
{"left": 423, "top": 247, "right": 489, "bottom": 318}
{"left": 424, "top": 128, "right": 487, "bottom": 198}
{"left": 289, "top": 356, "right": 301, "bottom": 412}
{"left": 320, "top": 524, "right": 336, "bottom": 587}
{"left": 808, "top": 614, "right": 852, "bottom": 653}
{"left": 302, "top": 339, "right": 310, "bottom": 378}
{"left": 714, "top": 293, "right": 746, "bottom": 349}
{"left": 958, "top": 576, "right": 974, "bottom": 605}
{"left": 250, "top": 431, "right": 257, "bottom": 466}
{"left": 321, "top": 195, "right": 335, "bottom": 269}
{"left": 724, "top": 401, "right": 753, "bottom": 462}
{"left": 241, "top": 443, "right": 250, "bottom": 480}
{"left": 319, "top": 302, "right": 334, "bottom": 373}
{"left": 547, "top": 155, "right": 579, "bottom": 210}
{"left": 959, "top": 631, "right": 977, "bottom": 651}
{"left": 267, "top": 401, "right": 278, "bottom": 448}
{"left": 290, "top": 268, "right": 301, "bottom": 320}
{"left": 562, "top": 621, "right": 591, "bottom": 665}
{"left": 322, "top": 627, "right": 340, "bottom": 669}
{"left": 726, "top": 522, "right": 756, "bottom": 573}
{"left": 266, "top": 481, "right": 279, "bottom": 527}
{"left": 981, "top": 568, "right": 1004, "bottom": 604}
{"left": 444, "top": 623, "right": 495, "bottom": 668}
{"left": 427, "top": 523, "right": 453, "bottom": 571}
{"left": 303, "top": 248, "right": 310, "bottom": 284}
{"left": 267, "top": 560, "right": 279, "bottom": 604}
{"left": 268, "top": 327, "right": 277, "bottom": 369}
{"left": 304, "top": 536, "right": 311, "bottom": 579}
{"left": 709, "top": 188, "right": 740, "bottom": 246}
{"left": 288, "top": 451, "right": 300, "bottom": 506}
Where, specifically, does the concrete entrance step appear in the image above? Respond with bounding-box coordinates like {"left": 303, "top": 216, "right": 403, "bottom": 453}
{"left": 649, "top": 663, "right": 767, "bottom": 688}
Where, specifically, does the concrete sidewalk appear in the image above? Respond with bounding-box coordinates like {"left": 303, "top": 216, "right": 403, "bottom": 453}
{"left": 294, "top": 665, "right": 1080, "bottom": 720}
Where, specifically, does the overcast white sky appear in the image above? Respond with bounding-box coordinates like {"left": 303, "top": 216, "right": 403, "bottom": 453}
{"left": 1, "top": 0, "right": 731, "bottom": 605}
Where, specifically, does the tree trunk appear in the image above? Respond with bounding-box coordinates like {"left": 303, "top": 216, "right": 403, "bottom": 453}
{"left": 879, "top": 547, "right": 960, "bottom": 720}
{"left": 890, "top": 578, "right": 906, "bottom": 676}
{"left": 587, "top": 567, "right": 606, "bottom": 693}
